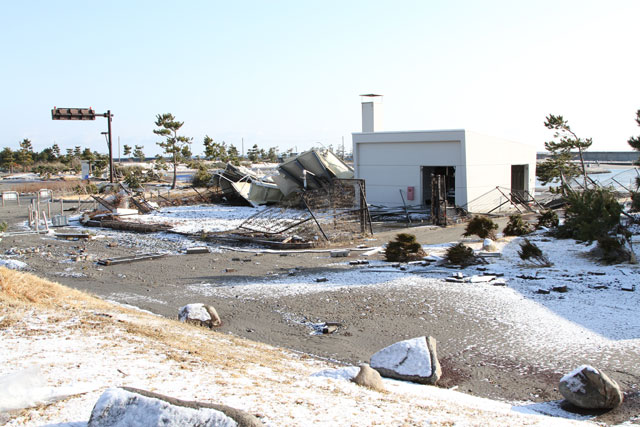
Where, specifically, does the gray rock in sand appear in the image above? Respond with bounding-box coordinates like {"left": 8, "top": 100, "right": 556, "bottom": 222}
{"left": 559, "top": 365, "right": 623, "bottom": 409}
{"left": 352, "top": 363, "right": 385, "bottom": 392}
{"left": 178, "top": 303, "right": 222, "bottom": 328}
{"left": 89, "top": 387, "right": 263, "bottom": 426}
{"left": 370, "top": 336, "right": 441, "bottom": 385}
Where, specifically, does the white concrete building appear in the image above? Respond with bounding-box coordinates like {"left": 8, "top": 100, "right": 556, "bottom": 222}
{"left": 352, "top": 96, "right": 536, "bottom": 213}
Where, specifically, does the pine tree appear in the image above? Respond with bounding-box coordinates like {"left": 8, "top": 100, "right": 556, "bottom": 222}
{"left": 18, "top": 138, "right": 34, "bottom": 171}
{"left": 133, "top": 145, "right": 145, "bottom": 162}
{"left": 123, "top": 144, "right": 132, "bottom": 161}
{"left": 537, "top": 114, "right": 592, "bottom": 193}
{"left": 203, "top": 135, "right": 228, "bottom": 162}
{"left": 153, "top": 113, "right": 192, "bottom": 189}
{"left": 0, "top": 147, "right": 16, "bottom": 173}
{"left": 247, "top": 144, "right": 260, "bottom": 162}
{"left": 227, "top": 144, "right": 239, "bottom": 164}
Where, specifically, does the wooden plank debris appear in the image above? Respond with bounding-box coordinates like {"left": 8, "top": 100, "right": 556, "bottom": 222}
{"left": 129, "top": 196, "right": 155, "bottom": 214}
{"left": 185, "top": 246, "right": 210, "bottom": 254}
{"left": 55, "top": 232, "right": 91, "bottom": 240}
{"left": 98, "top": 220, "right": 171, "bottom": 233}
{"left": 91, "top": 195, "right": 116, "bottom": 211}
{"left": 98, "top": 252, "right": 167, "bottom": 266}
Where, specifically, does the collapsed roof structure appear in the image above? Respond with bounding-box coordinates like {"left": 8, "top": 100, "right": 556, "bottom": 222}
{"left": 214, "top": 149, "right": 357, "bottom": 207}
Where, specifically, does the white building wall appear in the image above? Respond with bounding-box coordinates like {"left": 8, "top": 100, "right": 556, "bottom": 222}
{"left": 353, "top": 129, "right": 536, "bottom": 212}
{"left": 462, "top": 131, "right": 536, "bottom": 213}
{"left": 353, "top": 130, "right": 465, "bottom": 207}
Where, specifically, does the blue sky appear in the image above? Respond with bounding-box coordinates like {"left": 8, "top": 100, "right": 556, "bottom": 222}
{"left": 1, "top": 0, "right": 639, "bottom": 157}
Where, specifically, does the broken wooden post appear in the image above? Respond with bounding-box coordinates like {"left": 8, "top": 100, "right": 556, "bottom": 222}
{"left": 60, "top": 199, "right": 64, "bottom": 216}
{"left": 47, "top": 201, "right": 51, "bottom": 219}
{"left": 42, "top": 211, "right": 49, "bottom": 231}
{"left": 17, "top": 193, "right": 20, "bottom": 206}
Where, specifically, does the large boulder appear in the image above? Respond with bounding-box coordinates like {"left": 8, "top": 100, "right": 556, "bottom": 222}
{"left": 370, "top": 336, "right": 441, "bottom": 385}
{"left": 88, "top": 387, "right": 263, "bottom": 427}
{"left": 351, "top": 364, "right": 385, "bottom": 392}
{"left": 178, "top": 303, "right": 222, "bottom": 328}
{"left": 559, "top": 365, "right": 623, "bottom": 409}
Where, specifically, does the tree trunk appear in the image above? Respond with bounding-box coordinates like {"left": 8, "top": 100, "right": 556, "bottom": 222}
{"left": 171, "top": 152, "right": 177, "bottom": 190}
{"left": 578, "top": 147, "right": 588, "bottom": 190}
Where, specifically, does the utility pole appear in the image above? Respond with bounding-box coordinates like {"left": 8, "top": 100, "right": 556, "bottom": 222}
{"left": 105, "top": 110, "right": 113, "bottom": 183}
{"left": 118, "top": 136, "right": 121, "bottom": 164}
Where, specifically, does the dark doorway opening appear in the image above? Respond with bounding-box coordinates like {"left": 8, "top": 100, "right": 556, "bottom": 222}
{"left": 421, "top": 166, "right": 455, "bottom": 206}
{"left": 511, "top": 165, "right": 528, "bottom": 202}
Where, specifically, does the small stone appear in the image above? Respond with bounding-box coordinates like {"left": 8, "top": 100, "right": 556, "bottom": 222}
{"left": 322, "top": 324, "right": 338, "bottom": 334}
{"left": 352, "top": 364, "right": 385, "bottom": 392}
{"left": 482, "top": 238, "right": 497, "bottom": 252}
{"left": 552, "top": 285, "right": 568, "bottom": 293}
{"left": 315, "top": 277, "right": 328, "bottom": 283}
{"left": 537, "top": 288, "right": 551, "bottom": 294}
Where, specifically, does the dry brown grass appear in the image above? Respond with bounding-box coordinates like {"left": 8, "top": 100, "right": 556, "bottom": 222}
{"left": 8, "top": 180, "right": 85, "bottom": 195}
{"left": 0, "top": 267, "right": 305, "bottom": 376}
{"left": 0, "top": 267, "right": 108, "bottom": 309}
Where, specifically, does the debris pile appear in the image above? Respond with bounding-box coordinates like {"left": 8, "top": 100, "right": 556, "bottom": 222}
{"left": 212, "top": 149, "right": 355, "bottom": 208}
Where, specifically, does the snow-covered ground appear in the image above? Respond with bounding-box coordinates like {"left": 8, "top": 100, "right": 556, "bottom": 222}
{"left": 185, "top": 232, "right": 640, "bottom": 373}
{"left": 2, "top": 205, "right": 639, "bottom": 425}
{"left": 0, "top": 280, "right": 590, "bottom": 427}
{"left": 127, "top": 204, "right": 266, "bottom": 234}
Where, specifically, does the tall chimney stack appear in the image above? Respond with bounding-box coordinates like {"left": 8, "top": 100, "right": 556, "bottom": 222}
{"left": 360, "top": 94, "right": 383, "bottom": 132}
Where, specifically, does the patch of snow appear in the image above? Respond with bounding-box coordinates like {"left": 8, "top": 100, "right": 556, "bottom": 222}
{"left": 560, "top": 365, "right": 599, "bottom": 394}
{"left": 311, "top": 366, "right": 359, "bottom": 381}
{"left": 513, "top": 400, "right": 594, "bottom": 421}
{"left": 123, "top": 205, "right": 266, "bottom": 234}
{"left": 0, "top": 258, "right": 29, "bottom": 270}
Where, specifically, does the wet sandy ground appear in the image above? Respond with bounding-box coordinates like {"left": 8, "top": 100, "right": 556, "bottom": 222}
{"left": 1, "top": 203, "right": 638, "bottom": 424}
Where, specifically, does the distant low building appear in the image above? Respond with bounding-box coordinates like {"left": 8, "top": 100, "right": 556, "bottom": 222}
{"left": 352, "top": 96, "right": 536, "bottom": 213}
